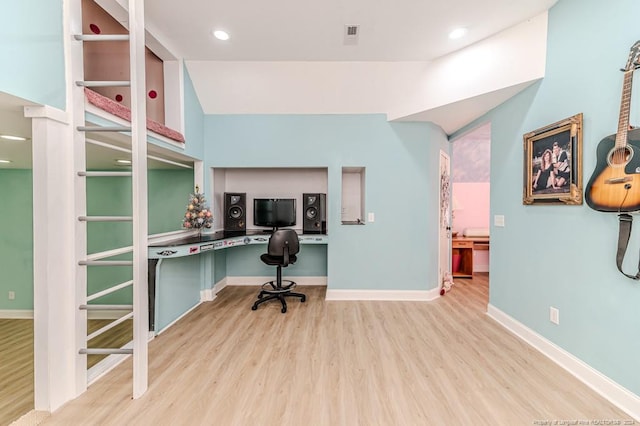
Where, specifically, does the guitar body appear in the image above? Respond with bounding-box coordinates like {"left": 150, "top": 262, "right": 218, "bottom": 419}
{"left": 586, "top": 128, "right": 640, "bottom": 212}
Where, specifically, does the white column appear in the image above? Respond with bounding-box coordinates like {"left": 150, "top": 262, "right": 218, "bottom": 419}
{"left": 129, "top": 0, "right": 149, "bottom": 398}
{"left": 25, "top": 105, "right": 78, "bottom": 412}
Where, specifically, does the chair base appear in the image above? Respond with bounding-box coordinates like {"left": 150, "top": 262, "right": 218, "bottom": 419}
{"left": 251, "top": 280, "right": 306, "bottom": 313}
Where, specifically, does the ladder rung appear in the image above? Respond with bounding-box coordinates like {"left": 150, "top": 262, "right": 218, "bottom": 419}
{"left": 76, "top": 80, "right": 131, "bottom": 87}
{"left": 87, "top": 280, "right": 133, "bottom": 302}
{"left": 79, "top": 304, "right": 133, "bottom": 311}
{"left": 78, "top": 171, "right": 133, "bottom": 177}
{"left": 79, "top": 260, "right": 133, "bottom": 266}
{"left": 79, "top": 216, "right": 133, "bottom": 222}
{"left": 87, "top": 312, "right": 134, "bottom": 341}
{"left": 80, "top": 348, "right": 133, "bottom": 355}
{"left": 74, "top": 34, "right": 130, "bottom": 42}
{"left": 78, "top": 126, "right": 132, "bottom": 132}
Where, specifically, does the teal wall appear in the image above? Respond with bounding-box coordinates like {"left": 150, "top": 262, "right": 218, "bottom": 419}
{"left": 0, "top": 169, "right": 193, "bottom": 309}
{"left": 181, "top": 66, "right": 205, "bottom": 161}
{"left": 0, "top": 170, "right": 33, "bottom": 310}
{"left": 0, "top": 1, "right": 65, "bottom": 109}
{"left": 455, "top": 0, "right": 640, "bottom": 395}
{"left": 205, "top": 114, "right": 448, "bottom": 290}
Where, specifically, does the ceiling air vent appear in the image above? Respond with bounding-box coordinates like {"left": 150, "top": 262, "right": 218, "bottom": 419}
{"left": 344, "top": 25, "right": 359, "bottom": 45}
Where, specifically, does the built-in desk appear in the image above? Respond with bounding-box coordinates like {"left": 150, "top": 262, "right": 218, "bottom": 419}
{"left": 148, "top": 230, "right": 328, "bottom": 259}
{"left": 452, "top": 237, "right": 490, "bottom": 278}
{"left": 147, "top": 230, "right": 328, "bottom": 333}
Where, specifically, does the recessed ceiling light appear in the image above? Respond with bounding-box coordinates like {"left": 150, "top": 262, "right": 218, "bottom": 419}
{"left": 0, "top": 159, "right": 12, "bottom": 164}
{"left": 0, "top": 134, "right": 27, "bottom": 141}
{"left": 115, "top": 159, "right": 132, "bottom": 164}
{"left": 213, "top": 30, "right": 230, "bottom": 41}
{"left": 449, "top": 27, "right": 468, "bottom": 40}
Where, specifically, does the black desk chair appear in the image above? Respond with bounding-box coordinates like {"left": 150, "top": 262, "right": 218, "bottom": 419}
{"left": 251, "top": 229, "right": 306, "bottom": 313}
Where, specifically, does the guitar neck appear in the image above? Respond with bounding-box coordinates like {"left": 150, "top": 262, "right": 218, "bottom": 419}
{"left": 615, "top": 70, "right": 634, "bottom": 148}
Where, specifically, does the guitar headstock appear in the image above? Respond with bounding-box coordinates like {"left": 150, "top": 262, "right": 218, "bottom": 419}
{"left": 623, "top": 40, "right": 640, "bottom": 71}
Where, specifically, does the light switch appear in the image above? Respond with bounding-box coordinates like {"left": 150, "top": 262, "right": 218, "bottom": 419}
{"left": 368, "top": 212, "right": 375, "bottom": 222}
{"left": 494, "top": 215, "right": 505, "bottom": 227}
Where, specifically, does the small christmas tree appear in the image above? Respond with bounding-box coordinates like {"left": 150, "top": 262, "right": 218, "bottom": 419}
{"left": 182, "top": 185, "right": 213, "bottom": 231}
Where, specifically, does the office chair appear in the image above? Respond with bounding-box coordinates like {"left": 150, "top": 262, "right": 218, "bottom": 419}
{"left": 251, "top": 229, "right": 306, "bottom": 313}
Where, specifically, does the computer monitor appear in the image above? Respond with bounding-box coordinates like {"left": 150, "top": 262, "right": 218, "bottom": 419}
{"left": 253, "top": 198, "right": 296, "bottom": 230}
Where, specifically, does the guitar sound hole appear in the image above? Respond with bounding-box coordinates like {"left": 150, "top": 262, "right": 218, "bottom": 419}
{"left": 608, "top": 147, "right": 633, "bottom": 167}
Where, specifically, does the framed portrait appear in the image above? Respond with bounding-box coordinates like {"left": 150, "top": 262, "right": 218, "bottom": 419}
{"left": 523, "top": 113, "right": 583, "bottom": 205}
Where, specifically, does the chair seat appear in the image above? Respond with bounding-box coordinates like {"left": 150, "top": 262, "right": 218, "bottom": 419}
{"left": 260, "top": 253, "right": 297, "bottom": 266}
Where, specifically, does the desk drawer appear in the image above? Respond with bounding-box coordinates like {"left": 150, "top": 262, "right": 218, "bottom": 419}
{"left": 452, "top": 240, "right": 473, "bottom": 248}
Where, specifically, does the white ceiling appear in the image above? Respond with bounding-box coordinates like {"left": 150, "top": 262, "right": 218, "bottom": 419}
{"left": 145, "top": 0, "right": 558, "bottom": 61}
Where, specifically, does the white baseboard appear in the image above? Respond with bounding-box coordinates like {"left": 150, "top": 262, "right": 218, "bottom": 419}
{"left": 200, "top": 288, "right": 217, "bottom": 302}
{"left": 487, "top": 304, "right": 640, "bottom": 421}
{"left": 325, "top": 288, "right": 440, "bottom": 301}
{"left": 0, "top": 309, "right": 33, "bottom": 319}
{"left": 223, "top": 276, "right": 327, "bottom": 287}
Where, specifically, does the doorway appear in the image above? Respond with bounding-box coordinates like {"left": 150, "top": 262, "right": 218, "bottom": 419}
{"left": 450, "top": 122, "right": 491, "bottom": 282}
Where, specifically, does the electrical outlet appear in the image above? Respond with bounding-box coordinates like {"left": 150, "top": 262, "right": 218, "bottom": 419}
{"left": 494, "top": 215, "right": 505, "bottom": 227}
{"left": 8, "top": 291, "right": 15, "bottom": 300}
{"left": 368, "top": 212, "right": 375, "bottom": 222}
{"left": 549, "top": 306, "right": 559, "bottom": 325}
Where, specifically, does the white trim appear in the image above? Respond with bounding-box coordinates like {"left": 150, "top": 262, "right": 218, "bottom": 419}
{"left": 200, "top": 288, "right": 217, "bottom": 302}
{"left": 325, "top": 288, "right": 440, "bottom": 301}
{"left": 223, "top": 276, "right": 328, "bottom": 287}
{"left": 85, "top": 103, "right": 185, "bottom": 150}
{"left": 0, "top": 309, "right": 33, "bottom": 319}
{"left": 487, "top": 304, "right": 640, "bottom": 421}
{"left": 24, "top": 105, "right": 69, "bottom": 124}
{"left": 212, "top": 277, "right": 228, "bottom": 294}
{"left": 155, "top": 301, "right": 202, "bottom": 335}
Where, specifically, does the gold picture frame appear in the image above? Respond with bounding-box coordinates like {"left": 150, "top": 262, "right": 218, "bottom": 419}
{"left": 523, "top": 113, "right": 583, "bottom": 205}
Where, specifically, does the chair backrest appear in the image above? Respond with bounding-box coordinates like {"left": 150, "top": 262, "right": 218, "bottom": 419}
{"left": 267, "top": 229, "right": 300, "bottom": 258}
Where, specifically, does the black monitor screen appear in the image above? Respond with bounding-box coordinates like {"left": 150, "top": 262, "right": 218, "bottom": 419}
{"left": 253, "top": 198, "right": 296, "bottom": 228}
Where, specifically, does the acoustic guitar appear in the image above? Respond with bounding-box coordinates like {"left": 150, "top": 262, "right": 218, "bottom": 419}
{"left": 586, "top": 41, "right": 640, "bottom": 212}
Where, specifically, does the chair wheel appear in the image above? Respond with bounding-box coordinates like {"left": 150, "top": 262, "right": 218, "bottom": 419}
{"left": 251, "top": 305, "right": 258, "bottom": 311}
{"left": 301, "top": 296, "right": 306, "bottom": 302}
{"left": 281, "top": 307, "right": 287, "bottom": 313}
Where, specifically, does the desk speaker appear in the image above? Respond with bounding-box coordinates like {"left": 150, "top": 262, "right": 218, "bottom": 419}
{"left": 224, "top": 192, "right": 246, "bottom": 231}
{"left": 302, "top": 193, "right": 326, "bottom": 234}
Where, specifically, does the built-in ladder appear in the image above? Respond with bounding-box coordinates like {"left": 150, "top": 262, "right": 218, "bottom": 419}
{"left": 72, "top": 0, "right": 149, "bottom": 398}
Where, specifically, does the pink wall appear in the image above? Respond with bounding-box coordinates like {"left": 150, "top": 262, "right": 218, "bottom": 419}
{"left": 452, "top": 182, "right": 490, "bottom": 271}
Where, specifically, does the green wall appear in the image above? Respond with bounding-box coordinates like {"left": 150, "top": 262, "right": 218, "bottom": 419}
{"left": 0, "top": 170, "right": 33, "bottom": 310}
{"left": 0, "top": 168, "right": 194, "bottom": 310}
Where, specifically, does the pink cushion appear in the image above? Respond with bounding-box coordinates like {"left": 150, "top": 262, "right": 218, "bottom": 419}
{"left": 85, "top": 88, "right": 185, "bottom": 143}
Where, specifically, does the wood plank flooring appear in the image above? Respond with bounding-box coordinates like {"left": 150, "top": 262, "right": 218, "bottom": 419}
{"left": 0, "top": 319, "right": 133, "bottom": 426}
{"left": 32, "top": 275, "right": 633, "bottom": 425}
{"left": 0, "top": 319, "right": 33, "bottom": 426}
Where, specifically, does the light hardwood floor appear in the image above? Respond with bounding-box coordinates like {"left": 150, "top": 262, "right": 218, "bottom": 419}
{"left": 31, "top": 275, "right": 633, "bottom": 425}
{"left": 0, "top": 319, "right": 33, "bottom": 426}
{"left": 0, "top": 319, "right": 132, "bottom": 426}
